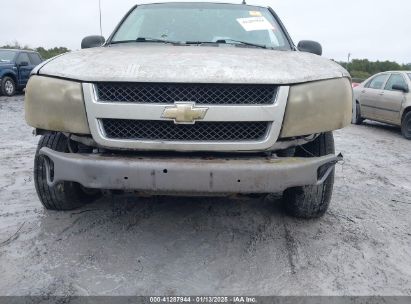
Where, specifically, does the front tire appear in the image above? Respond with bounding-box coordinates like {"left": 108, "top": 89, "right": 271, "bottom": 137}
{"left": 34, "top": 132, "right": 100, "bottom": 210}
{"left": 283, "top": 132, "right": 335, "bottom": 219}
{"left": 354, "top": 102, "right": 364, "bottom": 125}
{"left": 1, "top": 76, "right": 16, "bottom": 96}
{"left": 401, "top": 111, "right": 411, "bottom": 140}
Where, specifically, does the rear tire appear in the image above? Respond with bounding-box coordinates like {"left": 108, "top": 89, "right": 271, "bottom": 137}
{"left": 283, "top": 132, "right": 335, "bottom": 219}
{"left": 354, "top": 103, "right": 364, "bottom": 125}
{"left": 34, "top": 132, "right": 100, "bottom": 211}
{"left": 401, "top": 111, "right": 411, "bottom": 140}
{"left": 1, "top": 76, "right": 16, "bottom": 96}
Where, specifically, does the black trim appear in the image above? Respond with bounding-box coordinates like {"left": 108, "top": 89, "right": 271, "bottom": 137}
{"left": 95, "top": 82, "right": 278, "bottom": 105}
{"left": 267, "top": 7, "right": 296, "bottom": 50}
{"left": 106, "top": 5, "right": 138, "bottom": 45}
{"left": 362, "top": 104, "right": 400, "bottom": 113}
{"left": 101, "top": 119, "right": 270, "bottom": 141}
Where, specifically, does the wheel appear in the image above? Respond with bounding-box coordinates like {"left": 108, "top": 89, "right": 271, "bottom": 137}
{"left": 401, "top": 111, "right": 411, "bottom": 140}
{"left": 283, "top": 132, "right": 335, "bottom": 219}
{"left": 1, "top": 76, "right": 16, "bottom": 96}
{"left": 354, "top": 102, "right": 364, "bottom": 125}
{"left": 34, "top": 132, "right": 100, "bottom": 210}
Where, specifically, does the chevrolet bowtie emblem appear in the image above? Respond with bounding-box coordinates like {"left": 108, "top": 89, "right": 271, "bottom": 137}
{"left": 162, "top": 102, "right": 209, "bottom": 124}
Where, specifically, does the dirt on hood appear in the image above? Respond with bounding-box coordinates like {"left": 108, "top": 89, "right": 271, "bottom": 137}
{"left": 36, "top": 44, "right": 349, "bottom": 84}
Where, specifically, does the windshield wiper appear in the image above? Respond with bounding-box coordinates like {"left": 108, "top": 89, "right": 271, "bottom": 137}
{"left": 110, "top": 37, "right": 183, "bottom": 45}
{"left": 185, "top": 41, "right": 219, "bottom": 45}
{"left": 185, "top": 39, "right": 270, "bottom": 49}
{"left": 111, "top": 38, "right": 270, "bottom": 49}
{"left": 215, "top": 39, "right": 270, "bottom": 49}
{"left": 110, "top": 40, "right": 137, "bottom": 45}
{"left": 135, "top": 37, "right": 183, "bottom": 45}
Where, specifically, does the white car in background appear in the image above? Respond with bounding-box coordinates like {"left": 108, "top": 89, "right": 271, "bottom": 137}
{"left": 353, "top": 71, "right": 411, "bottom": 139}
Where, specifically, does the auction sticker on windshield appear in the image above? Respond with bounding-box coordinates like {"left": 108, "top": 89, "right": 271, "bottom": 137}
{"left": 237, "top": 17, "right": 274, "bottom": 31}
{"left": 249, "top": 10, "right": 262, "bottom": 17}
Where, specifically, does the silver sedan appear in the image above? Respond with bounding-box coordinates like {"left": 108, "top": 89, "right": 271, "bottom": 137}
{"left": 353, "top": 71, "right": 411, "bottom": 139}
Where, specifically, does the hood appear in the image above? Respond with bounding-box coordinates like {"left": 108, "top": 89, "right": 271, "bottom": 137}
{"left": 38, "top": 44, "right": 349, "bottom": 84}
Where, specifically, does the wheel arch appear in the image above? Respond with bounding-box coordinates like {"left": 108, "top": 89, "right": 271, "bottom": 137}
{"left": 352, "top": 99, "right": 362, "bottom": 124}
{"left": 402, "top": 106, "right": 411, "bottom": 122}
{"left": 1, "top": 72, "right": 18, "bottom": 84}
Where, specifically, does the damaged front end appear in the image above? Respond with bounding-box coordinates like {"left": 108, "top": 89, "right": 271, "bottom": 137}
{"left": 39, "top": 146, "right": 342, "bottom": 194}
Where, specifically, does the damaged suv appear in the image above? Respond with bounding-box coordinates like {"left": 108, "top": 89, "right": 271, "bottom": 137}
{"left": 25, "top": 2, "right": 352, "bottom": 218}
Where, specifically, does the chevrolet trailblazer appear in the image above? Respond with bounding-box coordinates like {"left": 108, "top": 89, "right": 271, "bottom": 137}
{"left": 24, "top": 2, "right": 352, "bottom": 218}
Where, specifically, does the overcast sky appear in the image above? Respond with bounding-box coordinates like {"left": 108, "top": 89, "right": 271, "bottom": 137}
{"left": 1, "top": 0, "right": 410, "bottom": 63}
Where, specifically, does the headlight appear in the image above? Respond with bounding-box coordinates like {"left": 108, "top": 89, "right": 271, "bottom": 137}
{"left": 25, "top": 76, "right": 90, "bottom": 134}
{"left": 280, "top": 77, "right": 352, "bottom": 138}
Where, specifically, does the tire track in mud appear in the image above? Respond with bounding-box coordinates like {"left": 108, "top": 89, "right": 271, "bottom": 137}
{"left": 240, "top": 196, "right": 301, "bottom": 278}
{"left": 244, "top": 221, "right": 272, "bottom": 256}
{"left": 282, "top": 219, "right": 298, "bottom": 275}
{"left": 54, "top": 195, "right": 157, "bottom": 239}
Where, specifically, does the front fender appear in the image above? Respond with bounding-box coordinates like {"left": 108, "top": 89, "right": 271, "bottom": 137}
{"left": 400, "top": 96, "right": 411, "bottom": 120}
{"left": 0, "top": 67, "right": 18, "bottom": 81}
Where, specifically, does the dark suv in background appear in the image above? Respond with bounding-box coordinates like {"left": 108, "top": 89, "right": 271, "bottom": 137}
{"left": 0, "top": 49, "right": 43, "bottom": 96}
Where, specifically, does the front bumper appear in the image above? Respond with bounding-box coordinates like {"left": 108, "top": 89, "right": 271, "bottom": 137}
{"left": 40, "top": 147, "right": 341, "bottom": 194}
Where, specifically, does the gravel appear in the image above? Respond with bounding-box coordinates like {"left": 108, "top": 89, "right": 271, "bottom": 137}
{"left": 0, "top": 95, "right": 410, "bottom": 296}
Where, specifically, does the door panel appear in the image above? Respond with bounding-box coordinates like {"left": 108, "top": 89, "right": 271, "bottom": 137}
{"left": 376, "top": 91, "right": 404, "bottom": 124}
{"left": 16, "top": 53, "right": 34, "bottom": 86}
{"left": 375, "top": 74, "right": 408, "bottom": 125}
{"left": 359, "top": 88, "right": 378, "bottom": 118}
{"left": 358, "top": 74, "right": 389, "bottom": 120}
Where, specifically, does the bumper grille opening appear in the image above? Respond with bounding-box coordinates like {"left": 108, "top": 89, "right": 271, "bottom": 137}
{"left": 101, "top": 119, "right": 270, "bottom": 142}
{"left": 96, "top": 83, "right": 278, "bottom": 105}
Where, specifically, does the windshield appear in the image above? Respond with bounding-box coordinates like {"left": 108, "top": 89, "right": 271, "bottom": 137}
{"left": 111, "top": 3, "right": 291, "bottom": 50}
{"left": 0, "top": 50, "right": 17, "bottom": 63}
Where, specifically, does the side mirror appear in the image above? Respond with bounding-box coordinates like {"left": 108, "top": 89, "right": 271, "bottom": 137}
{"left": 392, "top": 84, "right": 409, "bottom": 93}
{"left": 81, "top": 35, "right": 105, "bottom": 49}
{"left": 297, "top": 40, "right": 322, "bottom": 56}
{"left": 19, "top": 61, "right": 29, "bottom": 66}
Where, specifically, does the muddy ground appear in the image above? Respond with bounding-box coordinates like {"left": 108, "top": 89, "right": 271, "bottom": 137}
{"left": 0, "top": 95, "right": 410, "bottom": 296}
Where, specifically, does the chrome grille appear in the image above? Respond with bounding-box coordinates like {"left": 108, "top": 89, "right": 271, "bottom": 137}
{"left": 101, "top": 119, "right": 270, "bottom": 141}
{"left": 96, "top": 83, "right": 277, "bottom": 105}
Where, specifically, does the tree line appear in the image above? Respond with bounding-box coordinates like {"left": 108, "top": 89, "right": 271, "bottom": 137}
{"left": 338, "top": 59, "right": 411, "bottom": 81}
{"left": 1, "top": 42, "right": 70, "bottom": 60}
